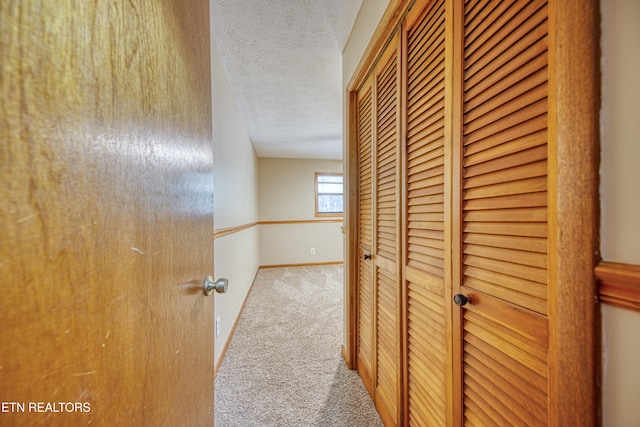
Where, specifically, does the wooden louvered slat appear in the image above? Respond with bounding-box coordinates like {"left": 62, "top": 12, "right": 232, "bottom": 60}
{"left": 464, "top": 359, "right": 546, "bottom": 425}
{"left": 358, "top": 86, "right": 373, "bottom": 252}
{"left": 408, "top": 244, "right": 445, "bottom": 265}
{"left": 465, "top": 1, "right": 545, "bottom": 66}
{"left": 465, "top": 84, "right": 547, "bottom": 138}
{"left": 408, "top": 106, "right": 445, "bottom": 145}
{"left": 464, "top": 370, "right": 544, "bottom": 427}
{"left": 464, "top": 254, "right": 546, "bottom": 284}
{"left": 464, "top": 332, "right": 548, "bottom": 393}
{"left": 463, "top": 264, "right": 547, "bottom": 297}
{"left": 464, "top": 176, "right": 547, "bottom": 201}
{"left": 464, "top": 233, "right": 546, "bottom": 253}
{"left": 465, "top": 144, "right": 547, "bottom": 178}
{"left": 461, "top": 1, "right": 550, "bottom": 424}
{"left": 464, "top": 97, "right": 547, "bottom": 141}
{"left": 464, "top": 13, "right": 548, "bottom": 88}
{"left": 406, "top": 11, "right": 445, "bottom": 276}
{"left": 464, "top": 244, "right": 547, "bottom": 269}
{"left": 463, "top": 206, "right": 547, "bottom": 223}
{"left": 377, "top": 52, "right": 397, "bottom": 262}
{"left": 464, "top": 0, "right": 503, "bottom": 40}
{"left": 358, "top": 259, "right": 373, "bottom": 377}
{"left": 464, "top": 160, "right": 547, "bottom": 190}
{"left": 463, "top": 114, "right": 546, "bottom": 155}
{"left": 462, "top": 294, "right": 548, "bottom": 426}
{"left": 407, "top": 274, "right": 447, "bottom": 427}
{"left": 465, "top": 57, "right": 547, "bottom": 114}
{"left": 463, "top": 221, "right": 547, "bottom": 238}
{"left": 464, "top": 191, "right": 547, "bottom": 211}
{"left": 465, "top": 0, "right": 516, "bottom": 44}
{"left": 408, "top": 20, "right": 444, "bottom": 102}
{"left": 408, "top": 64, "right": 444, "bottom": 121}
{"left": 465, "top": 343, "right": 547, "bottom": 408}
{"left": 465, "top": 74, "right": 547, "bottom": 126}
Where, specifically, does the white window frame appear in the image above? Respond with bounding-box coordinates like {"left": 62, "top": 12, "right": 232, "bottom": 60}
{"left": 315, "top": 172, "right": 343, "bottom": 217}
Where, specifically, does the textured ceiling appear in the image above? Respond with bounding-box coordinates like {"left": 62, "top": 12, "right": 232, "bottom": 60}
{"left": 211, "top": 0, "right": 363, "bottom": 160}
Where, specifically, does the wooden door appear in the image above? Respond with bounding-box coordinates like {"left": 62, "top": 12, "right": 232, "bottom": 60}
{"left": 402, "top": 0, "right": 452, "bottom": 425}
{"left": 357, "top": 75, "right": 375, "bottom": 392}
{"left": 373, "top": 34, "right": 402, "bottom": 426}
{"left": 453, "top": 1, "right": 551, "bottom": 424}
{"left": 349, "top": 0, "right": 599, "bottom": 425}
{"left": 356, "top": 34, "right": 402, "bottom": 426}
{"left": 0, "top": 2, "right": 215, "bottom": 426}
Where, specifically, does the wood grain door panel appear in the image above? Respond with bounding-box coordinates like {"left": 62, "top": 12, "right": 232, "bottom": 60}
{"left": 357, "top": 77, "right": 375, "bottom": 392}
{"left": 373, "top": 35, "right": 401, "bottom": 426}
{"left": 356, "top": 35, "right": 401, "bottom": 426}
{"left": 457, "top": 1, "right": 551, "bottom": 425}
{"left": 350, "top": 0, "right": 599, "bottom": 425}
{"left": 461, "top": 289, "right": 549, "bottom": 426}
{"left": 403, "top": 0, "right": 449, "bottom": 426}
{"left": 0, "top": 2, "right": 214, "bottom": 426}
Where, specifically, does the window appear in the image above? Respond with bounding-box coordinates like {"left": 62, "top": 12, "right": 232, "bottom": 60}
{"left": 315, "top": 173, "right": 343, "bottom": 217}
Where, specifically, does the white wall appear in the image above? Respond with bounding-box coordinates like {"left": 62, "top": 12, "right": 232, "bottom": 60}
{"left": 341, "top": 0, "right": 391, "bottom": 93}
{"left": 211, "top": 36, "right": 260, "bottom": 367}
{"left": 600, "top": 0, "right": 640, "bottom": 425}
{"left": 258, "top": 157, "right": 343, "bottom": 266}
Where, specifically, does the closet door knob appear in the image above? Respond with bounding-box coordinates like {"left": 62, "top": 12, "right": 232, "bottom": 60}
{"left": 363, "top": 253, "right": 372, "bottom": 260}
{"left": 453, "top": 294, "right": 469, "bottom": 307}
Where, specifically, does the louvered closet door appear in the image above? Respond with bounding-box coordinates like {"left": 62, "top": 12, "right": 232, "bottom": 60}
{"left": 403, "top": 0, "right": 449, "bottom": 426}
{"left": 357, "top": 75, "right": 375, "bottom": 392}
{"left": 457, "top": 1, "right": 550, "bottom": 425}
{"left": 373, "top": 34, "right": 401, "bottom": 426}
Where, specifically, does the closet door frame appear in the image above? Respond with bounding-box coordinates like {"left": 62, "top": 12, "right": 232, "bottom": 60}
{"left": 344, "top": 1, "right": 600, "bottom": 425}
{"left": 547, "top": 1, "right": 601, "bottom": 424}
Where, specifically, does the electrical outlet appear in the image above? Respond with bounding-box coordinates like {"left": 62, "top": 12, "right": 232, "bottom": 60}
{"left": 310, "top": 248, "right": 316, "bottom": 255}
{"left": 215, "top": 316, "right": 221, "bottom": 338}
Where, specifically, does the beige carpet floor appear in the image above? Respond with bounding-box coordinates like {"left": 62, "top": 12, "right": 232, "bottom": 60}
{"left": 214, "top": 265, "right": 383, "bottom": 427}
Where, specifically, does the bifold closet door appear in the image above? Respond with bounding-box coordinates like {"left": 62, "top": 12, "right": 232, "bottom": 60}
{"left": 402, "top": 0, "right": 451, "bottom": 426}
{"left": 373, "top": 35, "right": 401, "bottom": 426}
{"left": 356, "top": 75, "right": 375, "bottom": 392}
{"left": 352, "top": 0, "right": 597, "bottom": 425}
{"left": 455, "top": 1, "right": 551, "bottom": 425}
{"left": 356, "top": 35, "right": 402, "bottom": 426}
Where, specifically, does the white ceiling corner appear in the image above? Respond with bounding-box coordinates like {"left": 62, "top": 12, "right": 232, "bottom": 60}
{"left": 211, "top": 0, "right": 363, "bottom": 160}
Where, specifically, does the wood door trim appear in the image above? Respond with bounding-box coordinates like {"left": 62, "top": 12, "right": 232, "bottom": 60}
{"left": 259, "top": 261, "right": 344, "bottom": 269}
{"left": 214, "top": 222, "right": 258, "bottom": 239}
{"left": 345, "top": 89, "right": 359, "bottom": 369}
{"left": 596, "top": 262, "right": 640, "bottom": 312}
{"left": 214, "top": 220, "right": 342, "bottom": 239}
{"left": 213, "top": 218, "right": 344, "bottom": 239}
{"left": 548, "top": 0, "right": 601, "bottom": 424}
{"left": 258, "top": 219, "right": 343, "bottom": 225}
{"left": 450, "top": 0, "right": 464, "bottom": 424}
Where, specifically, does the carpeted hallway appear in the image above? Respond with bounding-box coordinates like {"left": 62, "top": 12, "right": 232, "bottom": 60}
{"left": 214, "top": 265, "right": 383, "bottom": 427}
